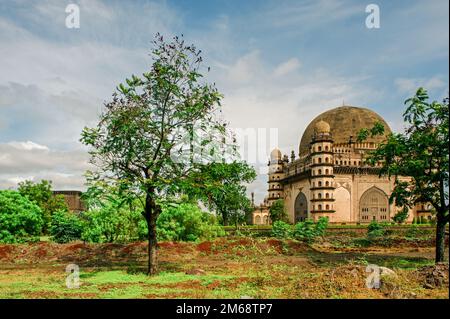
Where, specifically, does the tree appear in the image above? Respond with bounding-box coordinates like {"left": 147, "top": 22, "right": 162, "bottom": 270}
{"left": 269, "top": 199, "right": 287, "bottom": 223}
{"left": 18, "top": 180, "right": 68, "bottom": 233}
{"left": 80, "top": 34, "right": 235, "bottom": 275}
{"left": 0, "top": 190, "right": 44, "bottom": 243}
{"left": 184, "top": 161, "right": 256, "bottom": 226}
{"left": 358, "top": 88, "right": 449, "bottom": 263}
{"left": 392, "top": 206, "right": 409, "bottom": 224}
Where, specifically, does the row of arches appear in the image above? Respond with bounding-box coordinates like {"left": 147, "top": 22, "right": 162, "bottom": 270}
{"left": 293, "top": 186, "right": 389, "bottom": 223}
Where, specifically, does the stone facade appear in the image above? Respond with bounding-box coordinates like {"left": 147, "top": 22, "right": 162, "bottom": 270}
{"left": 252, "top": 105, "right": 432, "bottom": 225}
{"left": 53, "top": 190, "right": 86, "bottom": 213}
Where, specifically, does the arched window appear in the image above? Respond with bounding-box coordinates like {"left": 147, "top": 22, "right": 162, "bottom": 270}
{"left": 318, "top": 146, "right": 322, "bottom": 151}
{"left": 325, "top": 181, "right": 329, "bottom": 186}
{"left": 318, "top": 157, "right": 322, "bottom": 163}
{"left": 318, "top": 204, "right": 322, "bottom": 210}
{"left": 326, "top": 204, "right": 330, "bottom": 210}
{"left": 325, "top": 169, "right": 329, "bottom": 174}
{"left": 318, "top": 193, "right": 322, "bottom": 199}
{"left": 318, "top": 169, "right": 322, "bottom": 175}
{"left": 325, "top": 193, "right": 329, "bottom": 199}
{"left": 325, "top": 146, "right": 329, "bottom": 151}
{"left": 318, "top": 181, "right": 322, "bottom": 187}
{"left": 325, "top": 157, "right": 329, "bottom": 163}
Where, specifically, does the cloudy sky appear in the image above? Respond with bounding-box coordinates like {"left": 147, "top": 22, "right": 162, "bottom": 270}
{"left": 0, "top": 0, "right": 448, "bottom": 203}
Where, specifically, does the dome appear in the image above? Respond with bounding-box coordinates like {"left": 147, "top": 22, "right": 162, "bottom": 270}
{"left": 299, "top": 106, "right": 391, "bottom": 155}
{"left": 314, "top": 120, "right": 330, "bottom": 133}
{"left": 270, "top": 148, "right": 282, "bottom": 161}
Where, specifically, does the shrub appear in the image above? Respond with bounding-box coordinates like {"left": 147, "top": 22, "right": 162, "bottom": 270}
{"left": 50, "top": 210, "right": 84, "bottom": 243}
{"left": 392, "top": 207, "right": 409, "bottom": 224}
{"left": 293, "top": 217, "right": 328, "bottom": 243}
{"left": 156, "top": 203, "right": 225, "bottom": 242}
{"left": 271, "top": 220, "right": 292, "bottom": 238}
{"left": 367, "top": 220, "right": 387, "bottom": 240}
{"left": 18, "top": 180, "right": 69, "bottom": 233}
{"left": 269, "top": 199, "right": 288, "bottom": 223}
{"left": 0, "top": 190, "right": 44, "bottom": 243}
{"left": 81, "top": 203, "right": 145, "bottom": 243}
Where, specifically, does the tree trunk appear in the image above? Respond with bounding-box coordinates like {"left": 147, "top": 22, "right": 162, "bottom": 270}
{"left": 147, "top": 213, "right": 158, "bottom": 275}
{"left": 221, "top": 210, "right": 228, "bottom": 226}
{"left": 435, "top": 214, "right": 447, "bottom": 263}
{"left": 144, "top": 190, "right": 159, "bottom": 275}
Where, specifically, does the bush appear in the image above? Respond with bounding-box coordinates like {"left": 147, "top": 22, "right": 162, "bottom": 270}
{"left": 271, "top": 221, "right": 292, "bottom": 238}
{"left": 156, "top": 203, "right": 225, "bottom": 242}
{"left": 50, "top": 210, "right": 84, "bottom": 243}
{"left": 367, "top": 220, "right": 387, "bottom": 239}
{"left": 81, "top": 203, "right": 146, "bottom": 243}
{"left": 0, "top": 190, "right": 44, "bottom": 243}
{"left": 293, "top": 217, "right": 329, "bottom": 243}
{"left": 269, "top": 199, "right": 288, "bottom": 223}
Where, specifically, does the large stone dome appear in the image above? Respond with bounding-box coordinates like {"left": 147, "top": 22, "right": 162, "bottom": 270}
{"left": 299, "top": 106, "right": 391, "bottom": 155}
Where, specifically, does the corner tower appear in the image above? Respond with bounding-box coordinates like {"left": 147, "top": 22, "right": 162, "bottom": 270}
{"left": 268, "top": 148, "right": 284, "bottom": 205}
{"left": 309, "top": 120, "right": 335, "bottom": 220}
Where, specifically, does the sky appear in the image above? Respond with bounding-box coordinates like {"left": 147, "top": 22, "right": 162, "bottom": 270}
{"left": 0, "top": 0, "right": 448, "bottom": 204}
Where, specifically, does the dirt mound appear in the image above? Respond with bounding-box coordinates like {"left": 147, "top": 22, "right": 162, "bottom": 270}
{"left": 416, "top": 263, "right": 449, "bottom": 289}
{"left": 197, "top": 241, "right": 212, "bottom": 253}
{"left": 0, "top": 245, "right": 14, "bottom": 259}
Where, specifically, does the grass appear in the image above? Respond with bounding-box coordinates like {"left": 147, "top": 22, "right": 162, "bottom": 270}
{"left": 0, "top": 236, "right": 447, "bottom": 299}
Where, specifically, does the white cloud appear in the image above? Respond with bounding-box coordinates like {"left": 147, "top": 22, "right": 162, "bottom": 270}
{"left": 0, "top": 141, "right": 91, "bottom": 190}
{"left": 7, "top": 141, "right": 49, "bottom": 151}
{"left": 394, "top": 76, "right": 446, "bottom": 94}
{"left": 273, "top": 58, "right": 301, "bottom": 77}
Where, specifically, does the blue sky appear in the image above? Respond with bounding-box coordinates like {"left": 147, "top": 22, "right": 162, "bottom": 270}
{"left": 0, "top": 0, "right": 448, "bottom": 203}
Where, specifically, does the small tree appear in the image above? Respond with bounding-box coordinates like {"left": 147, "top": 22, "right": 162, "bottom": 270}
{"left": 392, "top": 206, "right": 409, "bottom": 224}
{"left": 184, "top": 161, "right": 256, "bottom": 226}
{"left": 18, "top": 180, "right": 68, "bottom": 233}
{"left": 358, "top": 88, "right": 449, "bottom": 263}
{"left": 0, "top": 190, "right": 44, "bottom": 243}
{"left": 81, "top": 34, "right": 235, "bottom": 275}
{"left": 269, "top": 199, "right": 287, "bottom": 223}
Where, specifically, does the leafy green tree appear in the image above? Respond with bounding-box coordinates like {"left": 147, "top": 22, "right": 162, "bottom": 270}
{"left": 50, "top": 210, "right": 84, "bottom": 243}
{"left": 81, "top": 204, "right": 146, "bottom": 243}
{"left": 18, "top": 180, "right": 68, "bottom": 233}
{"left": 269, "top": 199, "right": 287, "bottom": 223}
{"left": 0, "top": 190, "right": 44, "bottom": 243}
{"left": 271, "top": 220, "right": 292, "bottom": 238}
{"left": 157, "top": 202, "right": 224, "bottom": 241}
{"left": 392, "top": 206, "right": 409, "bottom": 224}
{"left": 293, "top": 217, "right": 329, "bottom": 243}
{"left": 184, "top": 161, "right": 256, "bottom": 226}
{"left": 80, "top": 34, "right": 235, "bottom": 274}
{"left": 358, "top": 88, "right": 449, "bottom": 263}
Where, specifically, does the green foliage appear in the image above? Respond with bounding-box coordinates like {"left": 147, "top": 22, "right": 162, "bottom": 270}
{"left": 184, "top": 162, "right": 256, "bottom": 226}
{"left": 392, "top": 207, "right": 409, "bottom": 224}
{"left": 81, "top": 203, "right": 146, "bottom": 243}
{"left": 405, "top": 224, "right": 425, "bottom": 239}
{"left": 0, "top": 190, "right": 44, "bottom": 243}
{"left": 269, "top": 199, "right": 287, "bottom": 223}
{"left": 18, "top": 180, "right": 68, "bottom": 233}
{"left": 156, "top": 203, "right": 224, "bottom": 241}
{"left": 80, "top": 34, "right": 240, "bottom": 273}
{"left": 271, "top": 221, "right": 292, "bottom": 239}
{"left": 50, "top": 210, "right": 84, "bottom": 243}
{"left": 367, "top": 221, "right": 387, "bottom": 239}
{"left": 357, "top": 88, "right": 449, "bottom": 262}
{"left": 293, "top": 217, "right": 329, "bottom": 243}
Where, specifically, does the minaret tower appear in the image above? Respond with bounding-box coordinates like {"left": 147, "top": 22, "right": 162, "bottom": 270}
{"left": 309, "top": 120, "right": 335, "bottom": 221}
{"left": 267, "top": 148, "right": 284, "bottom": 205}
